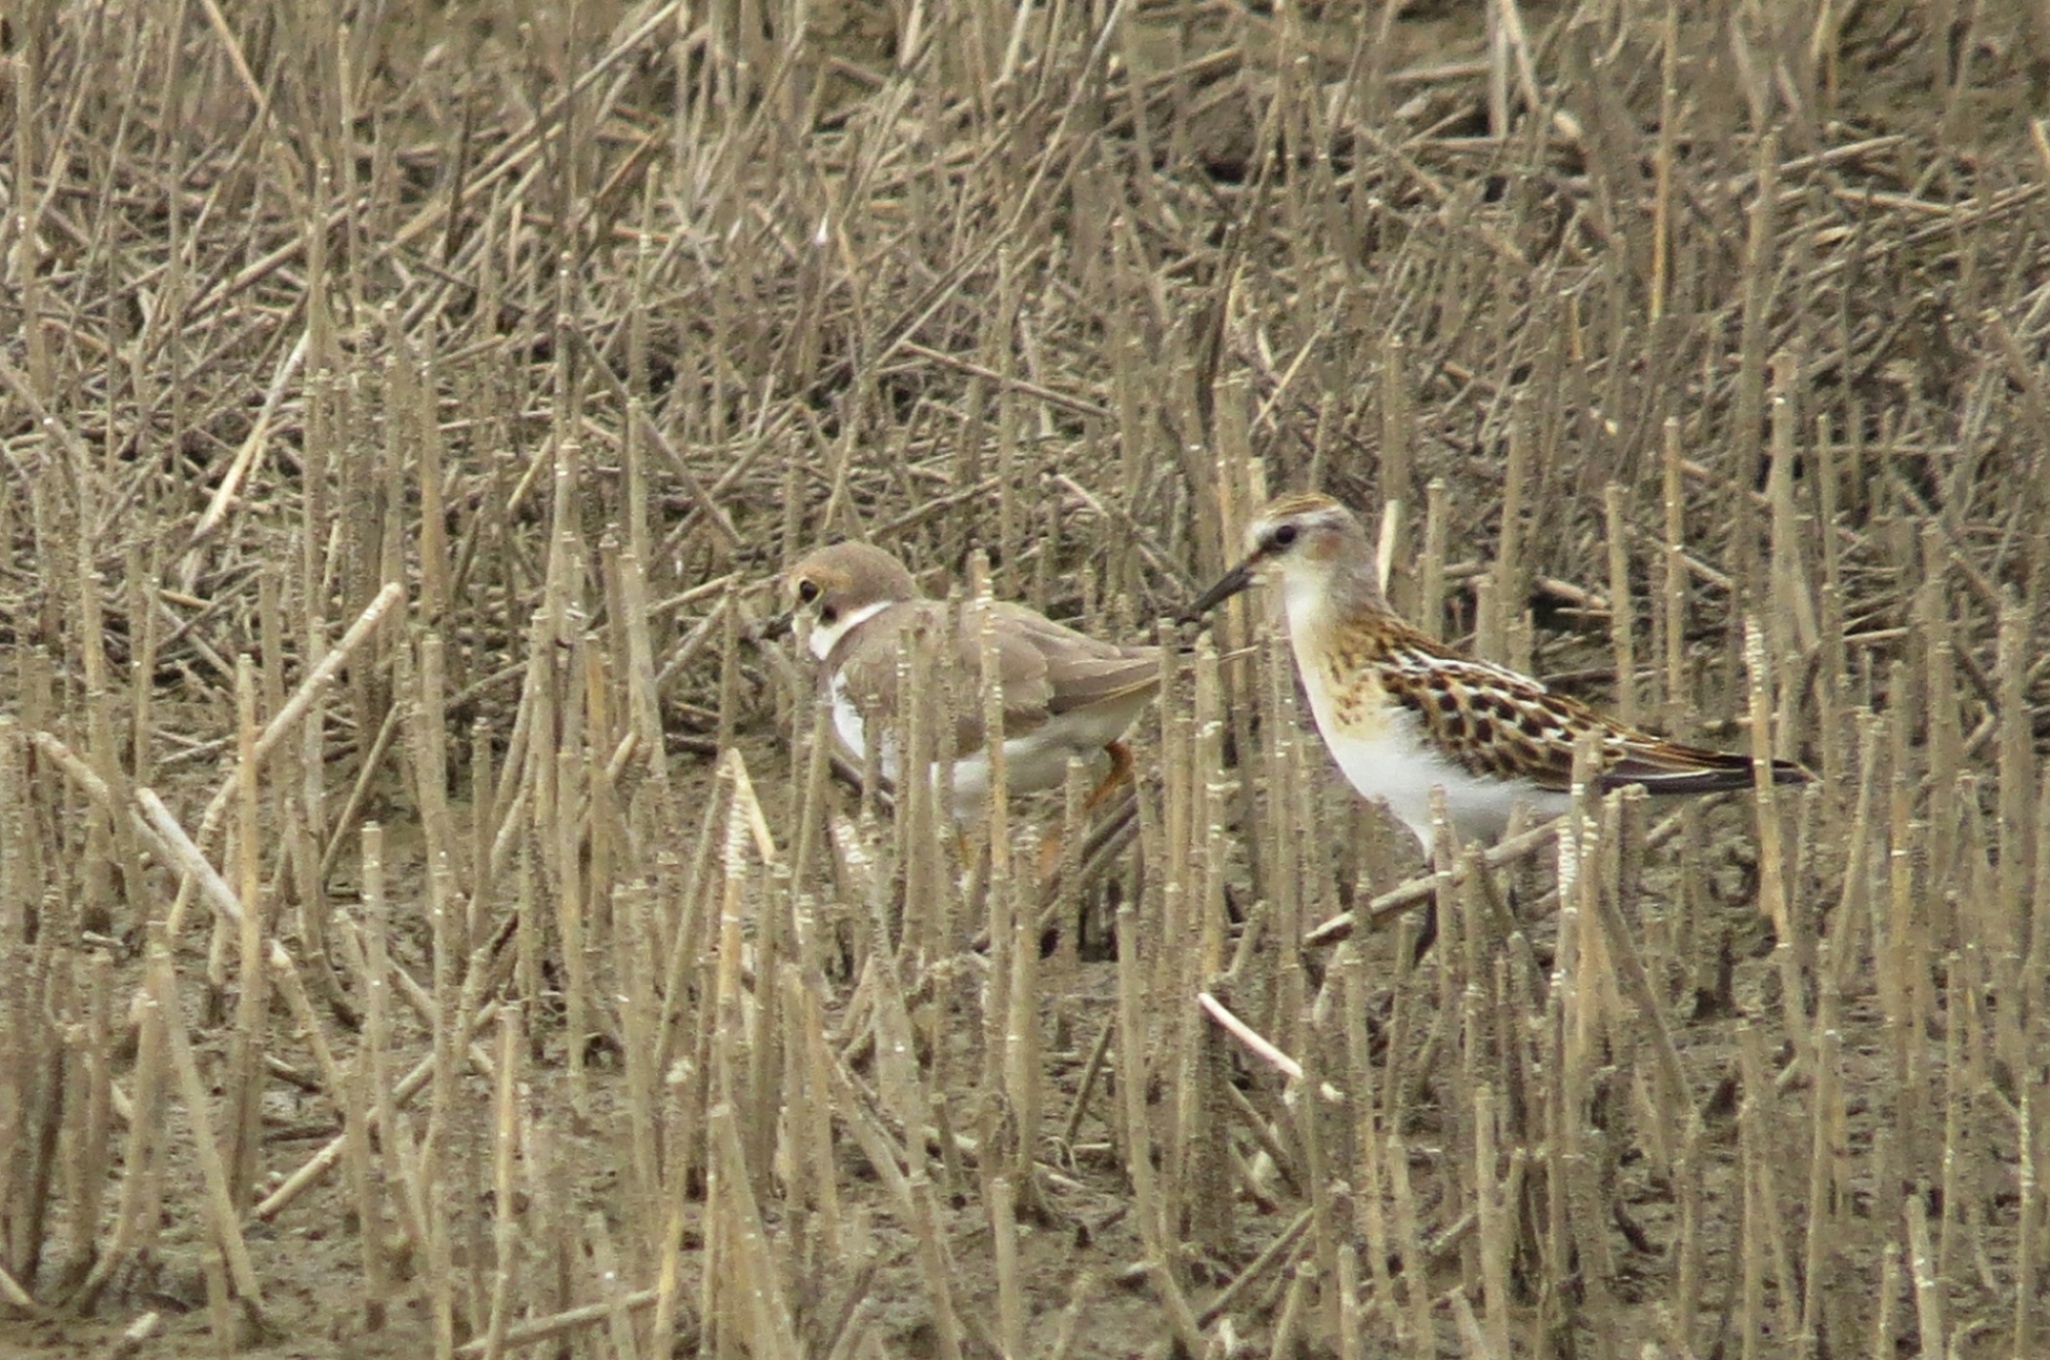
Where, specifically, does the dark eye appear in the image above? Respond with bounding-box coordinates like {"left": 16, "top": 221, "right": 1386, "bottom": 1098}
{"left": 797, "top": 579, "right": 820, "bottom": 604}
{"left": 1270, "top": 523, "right": 1299, "bottom": 550}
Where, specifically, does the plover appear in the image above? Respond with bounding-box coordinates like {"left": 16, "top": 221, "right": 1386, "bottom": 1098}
{"left": 787, "top": 542, "right": 1161, "bottom": 832}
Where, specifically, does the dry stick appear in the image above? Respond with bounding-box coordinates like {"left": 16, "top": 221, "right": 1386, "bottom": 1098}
{"left": 1115, "top": 901, "right": 1205, "bottom": 1356}
{"left": 1196, "top": 993, "right": 1343, "bottom": 1105}
{"left": 741, "top": 866, "right": 787, "bottom": 1212}
{"left": 1584, "top": 804, "right": 1692, "bottom": 1129}
{"left": 1216, "top": 1219, "right": 1334, "bottom": 1347}
{"left": 785, "top": 951, "right": 842, "bottom": 1260}
{"left": 1882, "top": 661, "right": 1922, "bottom": 1247}
{"left": 1660, "top": 418, "right": 1690, "bottom": 732}
{"left": 894, "top": 621, "right": 942, "bottom": 980}
{"left": 1484, "top": 400, "right": 1530, "bottom": 663}
{"left": 1474, "top": 1084, "right": 1512, "bottom": 1360}
{"left": 705, "top": 1099, "right": 799, "bottom": 1360}
{"left": 569, "top": 327, "right": 742, "bottom": 551}
{"left": 698, "top": 799, "right": 749, "bottom": 1356}
{"left": 68, "top": 936, "right": 169, "bottom": 1312}
{"left": 1269, "top": 1262, "right": 1317, "bottom": 1360}
{"left": 1381, "top": 331, "right": 1412, "bottom": 605}
{"left": 1745, "top": 617, "right": 1808, "bottom": 1063}
{"left": 1058, "top": 1011, "right": 1119, "bottom": 1155}
{"left": 224, "top": 658, "right": 269, "bottom": 1220}
{"left": 1604, "top": 483, "right": 1637, "bottom": 725}
{"left": 28, "top": 732, "right": 245, "bottom": 935}
{"left": 1798, "top": 960, "right": 1845, "bottom": 1351}
{"left": 1673, "top": 1111, "right": 1707, "bottom": 1352}
{"left": 357, "top": 823, "right": 428, "bottom": 1270}
{"left": 1825, "top": 714, "right": 1885, "bottom": 1004}
{"left": 1293, "top": 991, "right": 1341, "bottom": 1337}
{"left": 59, "top": 954, "right": 116, "bottom": 1292}
{"left": 2013, "top": 1080, "right": 2039, "bottom": 1359}
{"left": 268, "top": 939, "right": 382, "bottom": 1320}
{"left": 169, "top": 581, "right": 407, "bottom": 937}
{"left": 584, "top": 1212, "right": 642, "bottom": 1360}
{"left": 1936, "top": 938, "right": 1970, "bottom": 1292}
{"left": 1419, "top": 478, "right": 1449, "bottom": 641}
{"left": 1545, "top": 741, "right": 1595, "bottom": 1351}
{"left": 616, "top": 545, "right": 668, "bottom": 778}
{"left": 1766, "top": 357, "right": 1821, "bottom": 664}
{"left": 459, "top": 1291, "right": 663, "bottom": 1359}
{"left": 1904, "top": 1193, "right": 1946, "bottom": 1360}
{"left": 142, "top": 929, "right": 267, "bottom": 1324}
{"left": 989, "top": 1175, "right": 1024, "bottom": 1359}
{"left": 414, "top": 635, "right": 462, "bottom": 1359}
{"left": 312, "top": 702, "right": 406, "bottom": 890}
{"left": 1339, "top": 942, "right": 1398, "bottom": 1334}
{"left": 1335, "top": 1241, "right": 1366, "bottom": 1360}
{"left": 1006, "top": 846, "right": 1043, "bottom": 1204}
{"left": 1869, "top": 1242, "right": 1905, "bottom": 1360}
{"left": 187, "top": 330, "right": 307, "bottom": 549}
{"left": 1304, "top": 801, "right": 1721, "bottom": 948}
{"left": 616, "top": 879, "right": 664, "bottom": 1271}
{"left": 1184, "top": 627, "right": 1237, "bottom": 1262}
{"left": 0, "top": 1261, "right": 40, "bottom": 1312}
{"left": 1992, "top": 593, "right": 2032, "bottom": 1075}
{"left": 1386, "top": 1126, "right": 1433, "bottom": 1359}
{"left": 1739, "top": 1023, "right": 1799, "bottom": 1346}
{"left": 554, "top": 742, "right": 591, "bottom": 1117}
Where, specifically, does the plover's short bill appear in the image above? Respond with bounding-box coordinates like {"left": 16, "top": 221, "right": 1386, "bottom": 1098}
{"left": 786, "top": 542, "right": 1161, "bottom": 829}
{"left": 1189, "top": 492, "right": 1811, "bottom": 851}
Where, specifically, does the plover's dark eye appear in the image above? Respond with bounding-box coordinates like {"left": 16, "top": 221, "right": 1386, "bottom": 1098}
{"left": 1270, "top": 523, "right": 1300, "bottom": 550}
{"left": 797, "top": 579, "right": 820, "bottom": 604}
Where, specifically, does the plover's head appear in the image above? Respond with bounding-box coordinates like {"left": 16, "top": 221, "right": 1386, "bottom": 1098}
{"left": 785, "top": 542, "right": 921, "bottom": 660}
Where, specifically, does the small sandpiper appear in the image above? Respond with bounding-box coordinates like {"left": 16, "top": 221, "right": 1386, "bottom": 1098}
{"left": 786, "top": 542, "right": 1160, "bottom": 832}
{"left": 1189, "top": 492, "right": 1811, "bottom": 852}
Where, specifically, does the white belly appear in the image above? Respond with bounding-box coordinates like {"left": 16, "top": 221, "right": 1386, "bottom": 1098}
{"left": 830, "top": 678, "right": 1140, "bottom": 821}
{"left": 1294, "top": 654, "right": 1563, "bottom": 849}
{"left": 1318, "top": 718, "right": 1565, "bottom": 850}
{"left": 829, "top": 679, "right": 901, "bottom": 787}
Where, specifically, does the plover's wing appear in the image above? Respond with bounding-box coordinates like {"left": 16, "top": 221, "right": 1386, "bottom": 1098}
{"left": 989, "top": 605, "right": 1161, "bottom": 718}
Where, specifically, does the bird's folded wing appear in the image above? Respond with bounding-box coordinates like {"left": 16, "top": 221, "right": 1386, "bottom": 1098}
{"left": 1385, "top": 647, "right": 1805, "bottom": 795}
{"left": 1380, "top": 650, "right": 1587, "bottom": 790}
{"left": 983, "top": 604, "right": 1160, "bottom": 718}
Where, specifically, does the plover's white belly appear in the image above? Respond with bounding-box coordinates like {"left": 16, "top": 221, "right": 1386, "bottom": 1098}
{"left": 830, "top": 676, "right": 902, "bottom": 787}
{"left": 833, "top": 678, "right": 1142, "bottom": 821}
{"left": 934, "top": 724, "right": 1124, "bottom": 821}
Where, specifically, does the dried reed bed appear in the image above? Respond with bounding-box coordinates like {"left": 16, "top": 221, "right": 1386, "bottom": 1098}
{"left": 2, "top": 0, "right": 2048, "bottom": 1355}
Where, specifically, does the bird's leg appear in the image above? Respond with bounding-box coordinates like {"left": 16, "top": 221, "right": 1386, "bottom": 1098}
{"left": 1083, "top": 740, "right": 1136, "bottom": 814}
{"left": 1037, "top": 741, "right": 1137, "bottom": 883}
{"left": 1410, "top": 901, "right": 1439, "bottom": 965}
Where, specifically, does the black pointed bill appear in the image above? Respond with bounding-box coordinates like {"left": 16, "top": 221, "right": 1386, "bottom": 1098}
{"left": 751, "top": 603, "right": 800, "bottom": 646}
{"left": 1184, "top": 559, "right": 1257, "bottom": 621}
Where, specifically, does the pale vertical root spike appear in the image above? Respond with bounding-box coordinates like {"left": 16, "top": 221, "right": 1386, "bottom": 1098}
{"left": 143, "top": 926, "right": 268, "bottom": 1325}
{"left": 224, "top": 655, "right": 268, "bottom": 1215}
{"left": 1604, "top": 482, "right": 1636, "bottom": 725}
{"left": 480, "top": 1005, "right": 523, "bottom": 1360}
